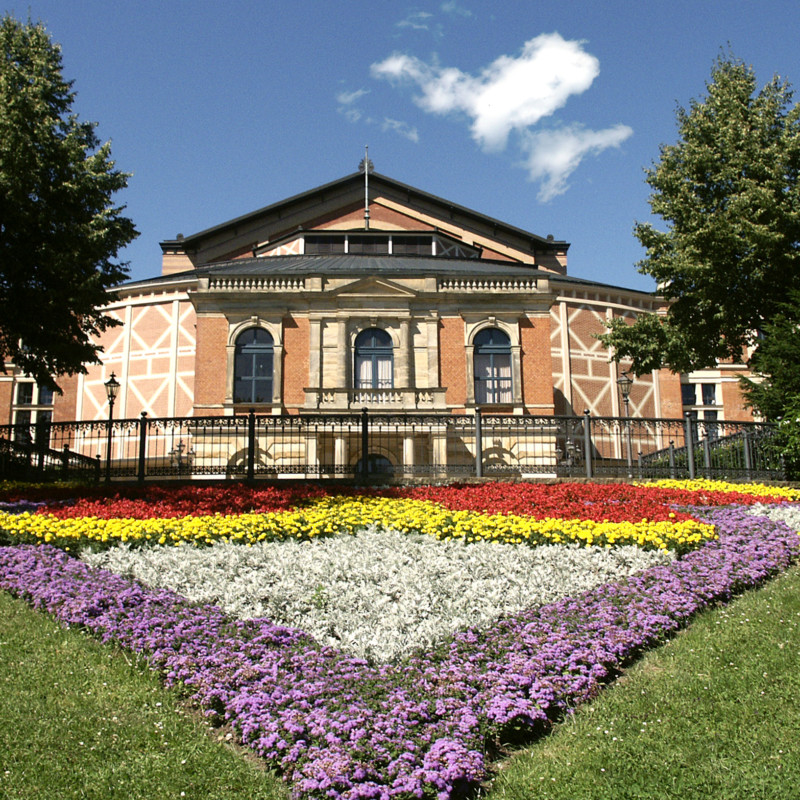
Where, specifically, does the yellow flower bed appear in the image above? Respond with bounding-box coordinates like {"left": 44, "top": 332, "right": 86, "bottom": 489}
{"left": 0, "top": 495, "right": 716, "bottom": 553}
{"left": 639, "top": 478, "right": 800, "bottom": 501}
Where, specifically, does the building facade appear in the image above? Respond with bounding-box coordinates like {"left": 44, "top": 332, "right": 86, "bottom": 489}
{"left": 1, "top": 172, "right": 754, "bottom": 443}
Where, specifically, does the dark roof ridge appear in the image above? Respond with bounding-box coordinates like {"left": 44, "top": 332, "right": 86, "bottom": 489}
{"left": 159, "top": 172, "right": 569, "bottom": 252}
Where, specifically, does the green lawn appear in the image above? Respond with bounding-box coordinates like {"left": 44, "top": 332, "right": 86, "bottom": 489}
{"left": 483, "top": 564, "right": 800, "bottom": 800}
{"left": 1, "top": 566, "right": 799, "bottom": 800}
{"left": 0, "top": 591, "right": 288, "bottom": 800}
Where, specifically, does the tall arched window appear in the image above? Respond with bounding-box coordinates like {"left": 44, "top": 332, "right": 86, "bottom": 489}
{"left": 474, "top": 328, "right": 512, "bottom": 404}
{"left": 233, "top": 328, "right": 274, "bottom": 404}
{"left": 354, "top": 328, "right": 393, "bottom": 389}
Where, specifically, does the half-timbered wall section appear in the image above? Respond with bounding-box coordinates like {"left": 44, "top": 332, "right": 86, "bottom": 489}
{"left": 549, "top": 286, "right": 671, "bottom": 418}
{"left": 74, "top": 289, "right": 196, "bottom": 421}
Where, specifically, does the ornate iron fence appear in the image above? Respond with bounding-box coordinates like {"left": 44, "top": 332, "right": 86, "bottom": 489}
{"left": 0, "top": 409, "right": 784, "bottom": 483}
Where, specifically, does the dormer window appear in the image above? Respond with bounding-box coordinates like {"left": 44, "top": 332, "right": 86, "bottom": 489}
{"left": 349, "top": 235, "right": 389, "bottom": 254}
{"left": 304, "top": 235, "right": 345, "bottom": 255}
{"left": 298, "top": 231, "right": 478, "bottom": 258}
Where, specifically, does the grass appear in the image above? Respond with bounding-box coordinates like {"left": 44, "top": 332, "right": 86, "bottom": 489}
{"left": 1, "top": 565, "right": 799, "bottom": 799}
{"left": 483, "top": 564, "right": 800, "bottom": 800}
{"left": 0, "top": 591, "right": 288, "bottom": 800}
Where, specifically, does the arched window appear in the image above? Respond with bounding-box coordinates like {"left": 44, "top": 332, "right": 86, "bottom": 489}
{"left": 355, "top": 453, "right": 394, "bottom": 475}
{"left": 233, "top": 328, "right": 274, "bottom": 404}
{"left": 354, "top": 328, "right": 393, "bottom": 389}
{"left": 473, "top": 328, "right": 512, "bottom": 404}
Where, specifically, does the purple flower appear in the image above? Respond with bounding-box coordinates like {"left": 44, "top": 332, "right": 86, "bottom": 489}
{"left": 1, "top": 506, "right": 797, "bottom": 798}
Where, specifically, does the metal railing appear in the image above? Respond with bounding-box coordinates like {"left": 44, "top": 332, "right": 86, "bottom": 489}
{"left": 0, "top": 409, "right": 784, "bottom": 483}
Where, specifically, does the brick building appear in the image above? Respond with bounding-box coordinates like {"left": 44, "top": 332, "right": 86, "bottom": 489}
{"left": 1, "top": 171, "right": 754, "bottom": 437}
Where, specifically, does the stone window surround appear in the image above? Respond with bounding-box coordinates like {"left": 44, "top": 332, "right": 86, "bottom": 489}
{"left": 225, "top": 316, "right": 284, "bottom": 407}
{"left": 463, "top": 316, "right": 523, "bottom": 408}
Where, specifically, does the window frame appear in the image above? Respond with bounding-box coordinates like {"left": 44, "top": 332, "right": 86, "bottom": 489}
{"left": 472, "top": 327, "right": 513, "bottom": 405}
{"left": 354, "top": 328, "right": 394, "bottom": 390}
{"left": 232, "top": 328, "right": 275, "bottom": 405}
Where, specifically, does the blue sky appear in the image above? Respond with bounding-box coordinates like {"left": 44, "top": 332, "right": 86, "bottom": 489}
{"left": 9, "top": 0, "right": 800, "bottom": 290}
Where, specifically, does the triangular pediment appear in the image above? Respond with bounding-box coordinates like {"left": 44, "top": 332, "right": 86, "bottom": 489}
{"left": 329, "top": 276, "right": 417, "bottom": 298}
{"left": 159, "top": 172, "right": 569, "bottom": 277}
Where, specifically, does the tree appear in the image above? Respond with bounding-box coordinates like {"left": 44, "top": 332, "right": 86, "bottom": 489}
{"left": 0, "top": 15, "right": 137, "bottom": 389}
{"left": 599, "top": 55, "right": 800, "bottom": 377}
{"left": 739, "top": 295, "right": 800, "bottom": 420}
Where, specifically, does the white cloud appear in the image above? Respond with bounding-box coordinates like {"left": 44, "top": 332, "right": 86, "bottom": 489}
{"left": 441, "top": 1, "right": 472, "bottom": 17}
{"left": 520, "top": 124, "right": 633, "bottom": 201}
{"left": 381, "top": 118, "right": 420, "bottom": 142}
{"left": 335, "top": 87, "right": 419, "bottom": 143}
{"left": 371, "top": 33, "right": 600, "bottom": 151}
{"left": 397, "top": 11, "right": 433, "bottom": 30}
{"left": 337, "top": 88, "right": 370, "bottom": 106}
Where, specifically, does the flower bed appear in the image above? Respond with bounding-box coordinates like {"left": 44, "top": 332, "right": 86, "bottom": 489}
{"left": 81, "top": 529, "right": 674, "bottom": 664}
{"left": 1, "top": 478, "right": 794, "bottom": 521}
{"left": 1, "top": 504, "right": 798, "bottom": 799}
{"left": 1, "top": 480, "right": 799, "bottom": 798}
{"left": 0, "top": 495, "right": 717, "bottom": 553}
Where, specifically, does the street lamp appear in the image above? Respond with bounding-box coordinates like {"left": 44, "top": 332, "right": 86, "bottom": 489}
{"left": 616, "top": 371, "right": 634, "bottom": 477}
{"left": 104, "top": 372, "right": 120, "bottom": 483}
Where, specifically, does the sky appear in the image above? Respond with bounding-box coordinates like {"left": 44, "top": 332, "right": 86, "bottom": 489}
{"left": 8, "top": 0, "right": 800, "bottom": 291}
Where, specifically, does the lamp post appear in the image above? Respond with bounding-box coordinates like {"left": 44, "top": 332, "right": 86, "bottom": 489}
{"left": 104, "top": 372, "right": 120, "bottom": 483}
{"left": 616, "top": 371, "right": 634, "bottom": 478}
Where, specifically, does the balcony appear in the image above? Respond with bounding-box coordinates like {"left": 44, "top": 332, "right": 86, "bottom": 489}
{"left": 304, "top": 387, "right": 448, "bottom": 412}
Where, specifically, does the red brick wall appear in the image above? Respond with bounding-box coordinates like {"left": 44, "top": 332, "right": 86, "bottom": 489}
{"left": 53, "top": 374, "right": 80, "bottom": 422}
{"left": 282, "top": 315, "right": 309, "bottom": 409}
{"left": 657, "top": 370, "right": 684, "bottom": 419}
{"left": 440, "top": 317, "right": 466, "bottom": 407}
{"left": 0, "top": 378, "right": 13, "bottom": 425}
{"left": 721, "top": 375, "right": 755, "bottom": 421}
{"left": 194, "top": 315, "right": 228, "bottom": 412}
{"left": 520, "top": 315, "right": 555, "bottom": 413}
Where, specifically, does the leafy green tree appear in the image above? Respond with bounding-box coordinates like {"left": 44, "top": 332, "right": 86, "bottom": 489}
{"left": 0, "top": 15, "right": 137, "bottom": 389}
{"left": 740, "top": 293, "right": 800, "bottom": 419}
{"left": 599, "top": 55, "right": 800, "bottom": 377}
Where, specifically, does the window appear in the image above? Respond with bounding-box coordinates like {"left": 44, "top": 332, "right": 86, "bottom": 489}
{"left": 13, "top": 410, "right": 32, "bottom": 445}
{"left": 38, "top": 384, "right": 54, "bottom": 406}
{"left": 349, "top": 235, "right": 389, "bottom": 254}
{"left": 16, "top": 382, "right": 33, "bottom": 405}
{"left": 474, "top": 328, "right": 512, "bottom": 404}
{"left": 233, "top": 328, "right": 274, "bottom": 404}
{"left": 305, "top": 235, "right": 345, "bottom": 255}
{"left": 393, "top": 235, "right": 433, "bottom": 255}
{"left": 355, "top": 453, "right": 393, "bottom": 474}
{"left": 680, "top": 383, "right": 696, "bottom": 406}
{"left": 701, "top": 383, "right": 717, "bottom": 405}
{"left": 702, "top": 409, "right": 719, "bottom": 440}
{"left": 354, "top": 328, "right": 393, "bottom": 389}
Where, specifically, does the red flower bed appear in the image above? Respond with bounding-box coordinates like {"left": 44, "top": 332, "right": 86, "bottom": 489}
{"left": 30, "top": 483, "right": 328, "bottom": 519}
{"left": 386, "top": 482, "right": 785, "bottom": 521}
{"left": 6, "top": 480, "right": 784, "bottom": 522}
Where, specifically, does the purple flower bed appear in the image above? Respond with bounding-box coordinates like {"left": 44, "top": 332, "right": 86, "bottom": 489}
{"left": 0, "top": 506, "right": 798, "bottom": 799}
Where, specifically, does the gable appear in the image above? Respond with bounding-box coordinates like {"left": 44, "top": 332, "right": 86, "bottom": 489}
{"left": 160, "top": 172, "right": 569, "bottom": 276}
{"left": 327, "top": 276, "right": 418, "bottom": 299}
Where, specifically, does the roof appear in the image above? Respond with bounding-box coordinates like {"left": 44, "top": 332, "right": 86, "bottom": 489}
{"left": 115, "top": 253, "right": 658, "bottom": 299}
{"left": 159, "top": 172, "right": 569, "bottom": 255}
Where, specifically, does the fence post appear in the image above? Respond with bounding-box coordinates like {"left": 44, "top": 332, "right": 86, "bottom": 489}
{"left": 743, "top": 429, "right": 753, "bottom": 481}
{"left": 61, "top": 444, "right": 70, "bottom": 480}
{"left": 35, "top": 417, "right": 48, "bottom": 477}
{"left": 668, "top": 441, "right": 676, "bottom": 479}
{"left": 684, "top": 413, "right": 696, "bottom": 480}
{"left": 361, "top": 407, "right": 369, "bottom": 481}
{"left": 583, "top": 409, "right": 593, "bottom": 479}
{"left": 137, "top": 412, "right": 148, "bottom": 483}
{"left": 247, "top": 409, "right": 256, "bottom": 481}
{"left": 475, "top": 407, "right": 483, "bottom": 478}
{"left": 702, "top": 436, "right": 712, "bottom": 477}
